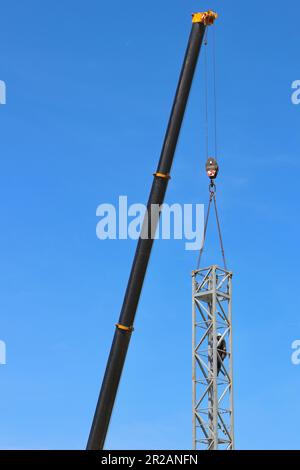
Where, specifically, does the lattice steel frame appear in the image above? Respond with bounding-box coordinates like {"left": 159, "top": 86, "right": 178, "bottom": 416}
{"left": 192, "top": 266, "right": 234, "bottom": 450}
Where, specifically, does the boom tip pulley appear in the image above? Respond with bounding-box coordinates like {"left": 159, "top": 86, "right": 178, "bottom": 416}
{"left": 192, "top": 10, "right": 218, "bottom": 26}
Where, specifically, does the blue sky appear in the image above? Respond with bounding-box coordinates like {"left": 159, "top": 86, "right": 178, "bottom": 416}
{"left": 0, "top": 0, "right": 299, "bottom": 450}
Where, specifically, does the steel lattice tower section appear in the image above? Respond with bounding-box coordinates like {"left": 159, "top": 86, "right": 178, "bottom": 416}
{"left": 192, "top": 266, "right": 234, "bottom": 450}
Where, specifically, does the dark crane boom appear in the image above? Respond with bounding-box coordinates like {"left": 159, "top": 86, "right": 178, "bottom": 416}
{"left": 87, "top": 11, "right": 218, "bottom": 450}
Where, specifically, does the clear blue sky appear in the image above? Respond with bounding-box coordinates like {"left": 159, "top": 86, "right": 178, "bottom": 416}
{"left": 0, "top": 0, "right": 299, "bottom": 450}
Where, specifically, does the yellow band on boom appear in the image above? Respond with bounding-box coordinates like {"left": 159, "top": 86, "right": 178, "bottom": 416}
{"left": 192, "top": 10, "right": 218, "bottom": 26}
{"left": 153, "top": 172, "right": 171, "bottom": 180}
{"left": 116, "top": 323, "right": 134, "bottom": 332}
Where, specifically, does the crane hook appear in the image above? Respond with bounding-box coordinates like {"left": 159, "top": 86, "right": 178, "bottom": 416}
{"left": 205, "top": 157, "right": 219, "bottom": 180}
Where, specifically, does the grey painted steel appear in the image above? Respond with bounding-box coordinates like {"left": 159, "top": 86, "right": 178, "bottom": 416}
{"left": 192, "top": 266, "right": 234, "bottom": 450}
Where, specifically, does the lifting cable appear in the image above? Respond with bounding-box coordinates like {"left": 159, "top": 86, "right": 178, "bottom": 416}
{"left": 204, "top": 29, "right": 209, "bottom": 159}
{"left": 196, "top": 180, "right": 227, "bottom": 271}
{"left": 213, "top": 25, "right": 218, "bottom": 160}
{"left": 203, "top": 26, "right": 218, "bottom": 161}
{"left": 196, "top": 27, "right": 227, "bottom": 271}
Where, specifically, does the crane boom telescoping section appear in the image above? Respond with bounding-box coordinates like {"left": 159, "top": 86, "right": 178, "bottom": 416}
{"left": 87, "top": 11, "right": 218, "bottom": 450}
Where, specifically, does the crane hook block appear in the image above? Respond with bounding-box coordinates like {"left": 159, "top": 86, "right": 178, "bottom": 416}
{"left": 192, "top": 11, "right": 218, "bottom": 26}
{"left": 206, "top": 157, "right": 219, "bottom": 179}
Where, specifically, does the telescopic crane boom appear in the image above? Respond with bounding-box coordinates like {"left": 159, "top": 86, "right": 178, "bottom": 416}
{"left": 87, "top": 10, "right": 218, "bottom": 450}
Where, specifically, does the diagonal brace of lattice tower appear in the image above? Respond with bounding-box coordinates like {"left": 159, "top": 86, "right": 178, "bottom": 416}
{"left": 192, "top": 266, "right": 234, "bottom": 450}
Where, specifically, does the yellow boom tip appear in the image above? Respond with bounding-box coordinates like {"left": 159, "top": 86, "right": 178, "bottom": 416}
{"left": 192, "top": 10, "right": 218, "bottom": 26}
